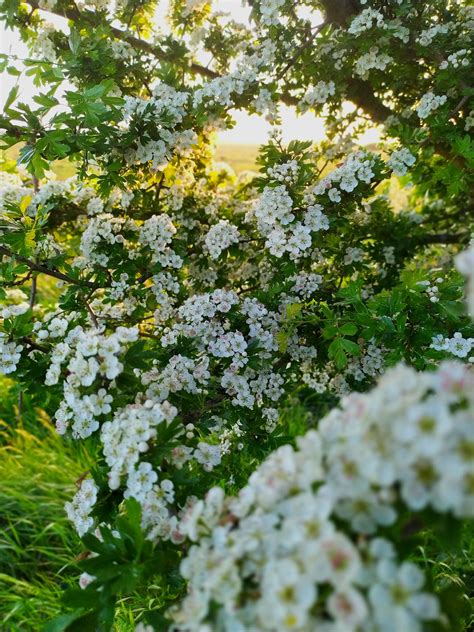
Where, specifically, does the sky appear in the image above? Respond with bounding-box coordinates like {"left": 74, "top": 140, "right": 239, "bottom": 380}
{"left": 0, "top": 1, "right": 377, "bottom": 145}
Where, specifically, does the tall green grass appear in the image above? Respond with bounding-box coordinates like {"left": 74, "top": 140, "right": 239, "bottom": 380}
{"left": 0, "top": 407, "right": 91, "bottom": 630}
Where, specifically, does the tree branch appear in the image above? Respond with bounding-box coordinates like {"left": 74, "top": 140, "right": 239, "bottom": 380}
{"left": 46, "top": 202, "right": 87, "bottom": 228}
{"left": 276, "top": 22, "right": 326, "bottom": 81}
{"left": 416, "top": 232, "right": 470, "bottom": 245}
{"left": 345, "top": 78, "right": 394, "bottom": 123}
{"left": 26, "top": 0, "right": 220, "bottom": 80}
{"left": 5, "top": 0, "right": 467, "bottom": 169}
{"left": 318, "top": 0, "right": 359, "bottom": 26}
{"left": 83, "top": 296, "right": 99, "bottom": 327}
{"left": 22, "top": 0, "right": 303, "bottom": 110}
{"left": 0, "top": 244, "right": 97, "bottom": 288}
{"left": 23, "top": 336, "right": 49, "bottom": 353}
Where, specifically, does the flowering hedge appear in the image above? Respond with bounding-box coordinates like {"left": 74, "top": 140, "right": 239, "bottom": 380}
{"left": 0, "top": 0, "right": 473, "bottom": 629}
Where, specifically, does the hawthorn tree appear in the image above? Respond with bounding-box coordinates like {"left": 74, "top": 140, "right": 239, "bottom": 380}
{"left": 0, "top": 0, "right": 473, "bottom": 630}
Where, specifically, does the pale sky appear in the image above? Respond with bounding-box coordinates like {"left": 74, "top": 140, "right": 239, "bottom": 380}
{"left": 0, "top": 1, "right": 378, "bottom": 145}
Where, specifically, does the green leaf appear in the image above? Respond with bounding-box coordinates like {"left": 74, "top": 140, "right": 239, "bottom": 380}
{"left": 379, "top": 315, "right": 396, "bottom": 332}
{"left": 285, "top": 302, "right": 302, "bottom": 319}
{"left": 328, "top": 338, "right": 348, "bottom": 368}
{"left": 30, "top": 151, "right": 49, "bottom": 178}
{"left": 123, "top": 340, "right": 156, "bottom": 369}
{"left": 6, "top": 65, "right": 21, "bottom": 76}
{"left": 69, "top": 29, "right": 81, "bottom": 55}
{"left": 322, "top": 325, "right": 338, "bottom": 339}
{"left": 334, "top": 347, "right": 347, "bottom": 369}
{"left": 276, "top": 330, "right": 289, "bottom": 353}
{"left": 340, "top": 323, "right": 357, "bottom": 336}
{"left": 4, "top": 85, "right": 19, "bottom": 111}
{"left": 33, "top": 93, "right": 59, "bottom": 108}
{"left": 43, "top": 609, "right": 86, "bottom": 632}
{"left": 340, "top": 338, "right": 360, "bottom": 356}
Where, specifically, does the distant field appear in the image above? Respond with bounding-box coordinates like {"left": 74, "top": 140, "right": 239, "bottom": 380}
{"left": 215, "top": 143, "right": 259, "bottom": 173}
{"left": 2, "top": 143, "right": 259, "bottom": 177}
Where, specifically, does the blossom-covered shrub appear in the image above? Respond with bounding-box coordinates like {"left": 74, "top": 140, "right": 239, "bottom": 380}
{"left": 0, "top": 0, "right": 473, "bottom": 629}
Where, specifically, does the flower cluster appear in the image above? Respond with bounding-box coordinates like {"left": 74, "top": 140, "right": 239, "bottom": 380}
{"left": 47, "top": 326, "right": 139, "bottom": 438}
{"left": 348, "top": 8, "right": 384, "bottom": 35}
{"left": 439, "top": 49, "right": 470, "bottom": 69}
{"left": 431, "top": 332, "right": 474, "bottom": 360}
{"left": 416, "top": 278, "right": 444, "bottom": 303}
{"left": 289, "top": 272, "right": 322, "bottom": 299}
{"left": 258, "top": 0, "right": 285, "bottom": 26}
{"left": 0, "top": 332, "right": 23, "bottom": 374}
{"left": 387, "top": 148, "right": 416, "bottom": 176}
{"left": 0, "top": 172, "right": 104, "bottom": 222}
{"left": 158, "top": 290, "right": 284, "bottom": 411}
{"left": 172, "top": 360, "right": 473, "bottom": 630}
{"left": 306, "top": 151, "right": 378, "bottom": 201}
{"left": 345, "top": 338, "right": 384, "bottom": 382}
{"left": 204, "top": 219, "right": 240, "bottom": 259}
{"left": 79, "top": 214, "right": 136, "bottom": 267}
{"left": 344, "top": 246, "right": 365, "bottom": 265}
{"left": 416, "top": 92, "right": 448, "bottom": 119}
{"left": 29, "top": 22, "right": 58, "bottom": 62}
{"left": 65, "top": 478, "right": 98, "bottom": 537}
{"left": 139, "top": 214, "right": 182, "bottom": 267}
{"left": 253, "top": 184, "right": 314, "bottom": 258}
{"left": 266, "top": 160, "right": 300, "bottom": 184}
{"left": 249, "top": 149, "right": 387, "bottom": 259}
{"left": 0, "top": 172, "right": 31, "bottom": 211}
{"left": 119, "top": 83, "right": 197, "bottom": 170}
{"left": 417, "top": 24, "right": 449, "bottom": 46}
{"left": 354, "top": 47, "right": 393, "bottom": 79}
{"left": 300, "top": 80, "right": 335, "bottom": 109}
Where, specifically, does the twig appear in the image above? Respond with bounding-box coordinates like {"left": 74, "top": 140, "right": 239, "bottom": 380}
{"left": 136, "top": 270, "right": 154, "bottom": 284}
{"left": 276, "top": 23, "right": 326, "bottom": 81}
{"left": 83, "top": 297, "right": 99, "bottom": 327}
{"left": 449, "top": 94, "right": 471, "bottom": 118}
{"left": 0, "top": 245, "right": 97, "bottom": 289}
{"left": 154, "top": 172, "right": 166, "bottom": 206}
{"left": 29, "top": 275, "right": 37, "bottom": 309}
{"left": 22, "top": 337, "right": 49, "bottom": 353}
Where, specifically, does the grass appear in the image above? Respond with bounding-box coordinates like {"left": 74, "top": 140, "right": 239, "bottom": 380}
{"left": 0, "top": 405, "right": 92, "bottom": 630}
